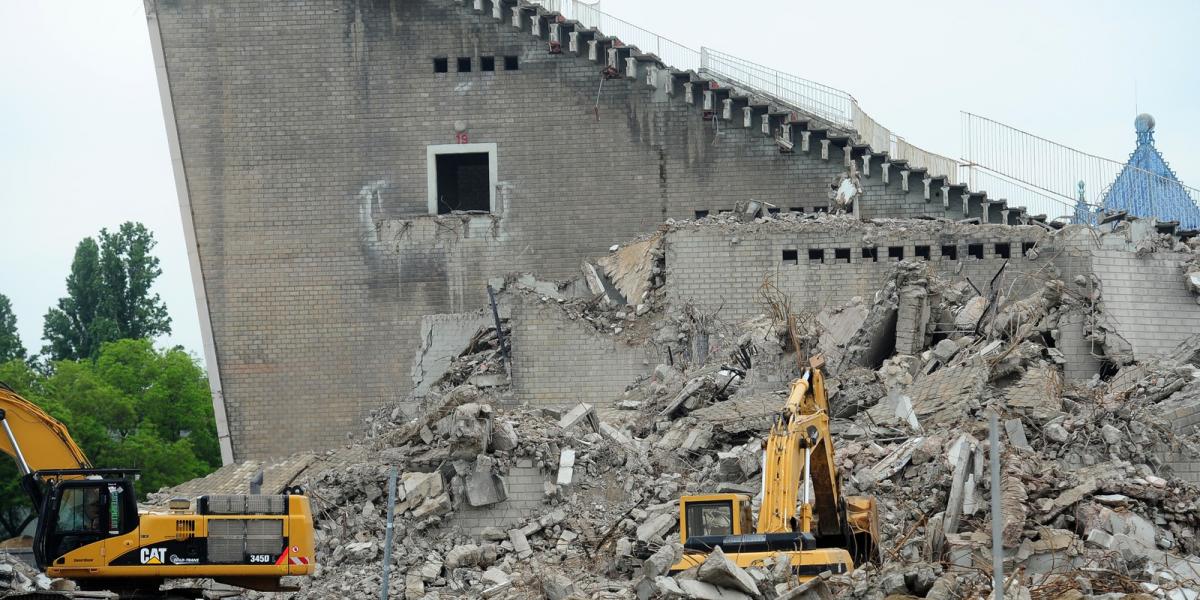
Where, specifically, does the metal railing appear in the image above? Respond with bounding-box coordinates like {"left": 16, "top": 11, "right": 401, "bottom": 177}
{"left": 698, "top": 47, "right": 853, "bottom": 128}
{"left": 961, "top": 112, "right": 1200, "bottom": 226}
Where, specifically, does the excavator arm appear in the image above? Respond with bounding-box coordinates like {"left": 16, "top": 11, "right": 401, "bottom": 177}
{"left": 756, "top": 370, "right": 842, "bottom": 538}
{"left": 0, "top": 382, "right": 91, "bottom": 474}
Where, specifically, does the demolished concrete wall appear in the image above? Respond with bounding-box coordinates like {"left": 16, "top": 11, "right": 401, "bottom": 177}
{"left": 508, "top": 296, "right": 655, "bottom": 416}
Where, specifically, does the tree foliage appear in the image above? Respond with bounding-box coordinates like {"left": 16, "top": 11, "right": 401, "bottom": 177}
{"left": 0, "top": 294, "right": 24, "bottom": 363}
{"left": 43, "top": 223, "right": 171, "bottom": 361}
{"left": 0, "top": 340, "right": 218, "bottom": 539}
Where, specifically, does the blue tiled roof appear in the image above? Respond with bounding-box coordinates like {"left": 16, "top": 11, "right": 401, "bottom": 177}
{"left": 1100, "top": 114, "right": 1200, "bottom": 228}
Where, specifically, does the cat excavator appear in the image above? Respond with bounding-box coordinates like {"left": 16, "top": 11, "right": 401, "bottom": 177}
{"left": 0, "top": 382, "right": 315, "bottom": 598}
{"left": 671, "top": 357, "right": 880, "bottom": 579}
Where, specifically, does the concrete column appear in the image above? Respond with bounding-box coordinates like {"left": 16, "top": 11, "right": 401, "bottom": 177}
{"left": 923, "top": 176, "right": 932, "bottom": 201}
{"left": 820, "top": 139, "right": 830, "bottom": 160}
{"left": 882, "top": 161, "right": 890, "bottom": 184}
{"left": 703, "top": 90, "right": 713, "bottom": 110}
{"left": 1001, "top": 208, "right": 1010, "bottom": 225}
{"left": 606, "top": 47, "right": 618, "bottom": 69}
{"left": 743, "top": 107, "right": 753, "bottom": 128}
{"left": 683, "top": 82, "right": 694, "bottom": 104}
{"left": 531, "top": 14, "right": 541, "bottom": 36}
{"left": 800, "top": 131, "right": 811, "bottom": 153}
{"left": 493, "top": 0, "right": 502, "bottom": 19}
{"left": 861, "top": 153, "right": 872, "bottom": 178}
{"left": 625, "top": 57, "right": 637, "bottom": 79}
{"left": 511, "top": 6, "right": 521, "bottom": 27}
{"left": 587, "top": 40, "right": 598, "bottom": 61}
{"left": 568, "top": 31, "right": 578, "bottom": 53}
{"left": 722, "top": 99, "right": 732, "bottom": 120}
{"left": 761, "top": 114, "right": 771, "bottom": 136}
{"left": 844, "top": 143, "right": 852, "bottom": 167}
{"left": 473, "top": 0, "right": 482, "bottom": 11}
{"left": 900, "top": 169, "right": 910, "bottom": 192}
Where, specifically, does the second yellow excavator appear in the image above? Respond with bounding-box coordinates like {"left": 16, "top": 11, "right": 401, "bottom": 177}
{"left": 671, "top": 357, "right": 879, "bottom": 579}
{"left": 0, "top": 382, "right": 316, "bottom": 598}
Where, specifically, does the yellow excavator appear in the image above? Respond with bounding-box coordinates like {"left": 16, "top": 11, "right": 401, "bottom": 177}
{"left": 671, "top": 358, "right": 880, "bottom": 579}
{"left": 0, "top": 382, "right": 315, "bottom": 598}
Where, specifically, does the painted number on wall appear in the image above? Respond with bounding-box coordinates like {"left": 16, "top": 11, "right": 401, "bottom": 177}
{"left": 455, "top": 131, "right": 469, "bottom": 144}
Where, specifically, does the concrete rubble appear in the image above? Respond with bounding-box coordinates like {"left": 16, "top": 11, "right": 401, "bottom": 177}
{"left": 137, "top": 213, "right": 1200, "bottom": 600}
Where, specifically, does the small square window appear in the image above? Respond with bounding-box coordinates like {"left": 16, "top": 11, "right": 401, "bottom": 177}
{"left": 888, "top": 246, "right": 904, "bottom": 260}
{"left": 834, "top": 248, "right": 851, "bottom": 263}
{"left": 504, "top": 55, "right": 519, "bottom": 70}
{"left": 994, "top": 243, "right": 1011, "bottom": 259}
{"left": 862, "top": 247, "right": 878, "bottom": 262}
{"left": 457, "top": 57, "right": 472, "bottom": 72}
{"left": 433, "top": 57, "right": 449, "bottom": 73}
{"left": 915, "top": 246, "right": 931, "bottom": 260}
{"left": 782, "top": 249, "right": 798, "bottom": 265}
{"left": 941, "top": 245, "right": 958, "bottom": 261}
{"left": 808, "top": 249, "right": 825, "bottom": 264}
{"left": 481, "top": 56, "right": 495, "bottom": 72}
{"left": 767, "top": 207, "right": 781, "bottom": 215}
{"left": 694, "top": 210, "right": 709, "bottom": 219}
{"left": 790, "top": 207, "right": 805, "bottom": 213}
{"left": 968, "top": 244, "right": 984, "bottom": 260}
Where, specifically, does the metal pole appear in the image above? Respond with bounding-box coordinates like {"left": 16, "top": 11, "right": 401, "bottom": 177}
{"left": 989, "top": 411, "right": 1003, "bottom": 600}
{"left": 486, "top": 285, "right": 511, "bottom": 376}
{"left": 380, "top": 466, "right": 399, "bottom": 600}
{"left": 0, "top": 412, "right": 31, "bottom": 476}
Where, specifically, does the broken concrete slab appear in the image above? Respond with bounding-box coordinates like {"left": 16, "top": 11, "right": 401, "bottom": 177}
{"left": 466, "top": 457, "right": 508, "bottom": 507}
{"left": 696, "top": 547, "right": 759, "bottom": 597}
{"left": 636, "top": 512, "right": 676, "bottom": 543}
{"left": 556, "top": 448, "right": 575, "bottom": 486}
{"left": 558, "top": 403, "right": 599, "bottom": 431}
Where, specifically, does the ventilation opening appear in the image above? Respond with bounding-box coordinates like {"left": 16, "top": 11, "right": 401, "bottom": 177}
{"left": 834, "top": 248, "right": 851, "bottom": 263}
{"left": 433, "top": 57, "right": 449, "bottom": 73}
{"left": 968, "top": 244, "right": 984, "bottom": 260}
{"left": 994, "top": 243, "right": 1011, "bottom": 259}
{"left": 767, "top": 207, "right": 781, "bottom": 215}
{"left": 435, "top": 152, "right": 491, "bottom": 214}
{"left": 941, "top": 245, "right": 958, "bottom": 260}
{"left": 862, "top": 247, "right": 878, "bottom": 262}
{"left": 457, "top": 57, "right": 472, "bottom": 72}
{"left": 504, "top": 55, "right": 519, "bottom": 70}
{"left": 888, "top": 246, "right": 904, "bottom": 260}
{"left": 813, "top": 206, "right": 828, "bottom": 213}
{"left": 915, "top": 246, "right": 931, "bottom": 261}
{"left": 790, "top": 207, "right": 805, "bottom": 213}
{"left": 782, "top": 249, "right": 798, "bottom": 265}
{"left": 481, "top": 56, "right": 495, "bottom": 72}
{"left": 1022, "top": 241, "right": 1036, "bottom": 256}
{"left": 694, "top": 210, "right": 709, "bottom": 219}
{"left": 808, "top": 249, "right": 825, "bottom": 264}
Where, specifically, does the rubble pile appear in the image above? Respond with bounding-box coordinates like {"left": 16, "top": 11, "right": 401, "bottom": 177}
{"left": 135, "top": 218, "right": 1200, "bottom": 600}
{"left": 0, "top": 552, "right": 53, "bottom": 595}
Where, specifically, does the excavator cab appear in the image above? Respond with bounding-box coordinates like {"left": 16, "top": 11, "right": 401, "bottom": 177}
{"left": 30, "top": 469, "right": 140, "bottom": 570}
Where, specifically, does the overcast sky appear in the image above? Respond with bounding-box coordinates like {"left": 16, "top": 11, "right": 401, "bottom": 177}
{"left": 1, "top": 0, "right": 1196, "bottom": 366}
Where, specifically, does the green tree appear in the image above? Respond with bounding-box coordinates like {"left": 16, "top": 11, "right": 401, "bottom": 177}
{"left": 0, "top": 294, "right": 25, "bottom": 362}
{"left": 0, "top": 342, "right": 217, "bottom": 539}
{"left": 42, "top": 223, "right": 171, "bottom": 360}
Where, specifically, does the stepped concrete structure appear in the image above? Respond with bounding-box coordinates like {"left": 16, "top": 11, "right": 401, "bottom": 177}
{"left": 146, "top": 0, "right": 1198, "bottom": 461}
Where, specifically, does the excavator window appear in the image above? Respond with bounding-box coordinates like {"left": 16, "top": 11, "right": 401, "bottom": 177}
{"left": 36, "top": 478, "right": 138, "bottom": 566}
{"left": 684, "top": 501, "right": 733, "bottom": 538}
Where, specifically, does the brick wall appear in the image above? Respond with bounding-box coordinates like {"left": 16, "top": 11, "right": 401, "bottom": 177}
{"left": 148, "top": 0, "right": 1056, "bottom": 458}
{"left": 452, "top": 459, "right": 547, "bottom": 535}
{"left": 664, "top": 221, "right": 1051, "bottom": 324}
{"left": 1090, "top": 250, "right": 1200, "bottom": 360}
{"left": 508, "top": 296, "right": 654, "bottom": 416}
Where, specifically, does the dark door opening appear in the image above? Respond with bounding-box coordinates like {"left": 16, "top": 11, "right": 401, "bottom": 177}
{"left": 435, "top": 152, "right": 491, "bottom": 214}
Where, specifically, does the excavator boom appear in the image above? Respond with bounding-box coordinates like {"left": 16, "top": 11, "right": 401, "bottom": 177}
{"left": 0, "top": 383, "right": 90, "bottom": 474}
